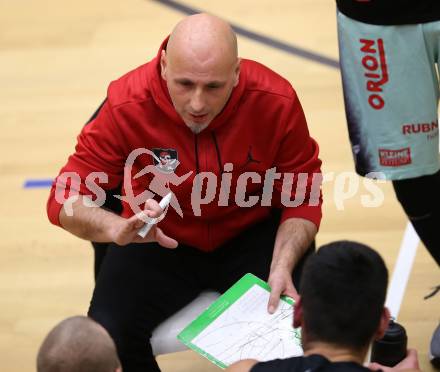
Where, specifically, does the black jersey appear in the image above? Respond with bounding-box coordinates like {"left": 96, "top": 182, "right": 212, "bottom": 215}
{"left": 336, "top": 0, "right": 440, "bottom": 25}
{"left": 251, "top": 354, "right": 372, "bottom": 372}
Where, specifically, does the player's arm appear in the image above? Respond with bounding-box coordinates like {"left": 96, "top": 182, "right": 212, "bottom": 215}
{"left": 59, "top": 196, "right": 177, "bottom": 248}
{"left": 225, "top": 359, "right": 258, "bottom": 372}
{"left": 47, "top": 99, "right": 177, "bottom": 249}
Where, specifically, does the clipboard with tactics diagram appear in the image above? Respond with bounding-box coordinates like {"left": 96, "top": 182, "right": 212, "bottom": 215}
{"left": 177, "top": 273, "right": 303, "bottom": 369}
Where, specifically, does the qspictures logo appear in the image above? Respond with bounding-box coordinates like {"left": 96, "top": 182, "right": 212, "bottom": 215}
{"left": 55, "top": 148, "right": 388, "bottom": 225}
{"left": 359, "top": 38, "right": 389, "bottom": 110}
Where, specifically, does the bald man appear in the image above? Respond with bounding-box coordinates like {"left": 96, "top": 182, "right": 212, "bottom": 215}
{"left": 47, "top": 13, "right": 322, "bottom": 372}
{"left": 37, "top": 316, "right": 121, "bottom": 372}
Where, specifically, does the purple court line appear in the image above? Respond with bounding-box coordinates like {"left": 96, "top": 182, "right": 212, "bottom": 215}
{"left": 23, "top": 179, "right": 53, "bottom": 189}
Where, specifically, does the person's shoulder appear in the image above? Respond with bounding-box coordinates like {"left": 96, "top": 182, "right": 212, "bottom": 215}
{"left": 325, "top": 360, "right": 370, "bottom": 372}
{"left": 241, "top": 59, "right": 296, "bottom": 100}
{"left": 225, "top": 359, "right": 258, "bottom": 372}
{"left": 106, "top": 60, "right": 155, "bottom": 108}
{"left": 243, "top": 357, "right": 307, "bottom": 372}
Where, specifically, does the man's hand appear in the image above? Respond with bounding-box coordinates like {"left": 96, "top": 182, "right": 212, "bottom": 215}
{"left": 267, "top": 266, "right": 298, "bottom": 314}
{"left": 59, "top": 196, "right": 178, "bottom": 248}
{"left": 110, "top": 199, "right": 178, "bottom": 248}
{"left": 368, "top": 349, "right": 420, "bottom": 371}
{"left": 266, "top": 217, "right": 316, "bottom": 314}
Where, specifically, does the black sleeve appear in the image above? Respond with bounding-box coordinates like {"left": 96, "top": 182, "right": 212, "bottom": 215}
{"left": 250, "top": 355, "right": 329, "bottom": 372}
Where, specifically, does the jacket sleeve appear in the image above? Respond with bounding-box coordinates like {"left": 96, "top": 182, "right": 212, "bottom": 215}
{"left": 272, "top": 91, "right": 322, "bottom": 229}
{"left": 46, "top": 99, "right": 128, "bottom": 226}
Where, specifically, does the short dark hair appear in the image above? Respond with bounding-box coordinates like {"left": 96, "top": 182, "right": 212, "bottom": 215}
{"left": 300, "top": 240, "right": 388, "bottom": 350}
{"left": 37, "top": 316, "right": 120, "bottom": 372}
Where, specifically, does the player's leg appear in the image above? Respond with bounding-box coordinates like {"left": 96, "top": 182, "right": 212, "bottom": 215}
{"left": 393, "top": 171, "right": 440, "bottom": 266}
{"left": 88, "top": 242, "right": 205, "bottom": 372}
{"left": 338, "top": 13, "right": 440, "bottom": 262}
{"left": 338, "top": 15, "right": 440, "bottom": 369}
{"left": 391, "top": 20, "right": 440, "bottom": 267}
{"left": 421, "top": 21, "right": 440, "bottom": 369}
{"left": 337, "top": 12, "right": 440, "bottom": 180}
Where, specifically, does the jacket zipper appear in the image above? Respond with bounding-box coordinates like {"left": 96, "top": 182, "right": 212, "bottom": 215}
{"left": 194, "top": 134, "right": 200, "bottom": 174}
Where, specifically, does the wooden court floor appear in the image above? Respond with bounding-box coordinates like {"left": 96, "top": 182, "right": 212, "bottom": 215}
{"left": 0, "top": 0, "right": 438, "bottom": 370}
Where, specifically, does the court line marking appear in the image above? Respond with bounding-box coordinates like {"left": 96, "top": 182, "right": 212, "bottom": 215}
{"left": 23, "top": 179, "right": 53, "bottom": 189}
{"left": 385, "top": 222, "right": 419, "bottom": 319}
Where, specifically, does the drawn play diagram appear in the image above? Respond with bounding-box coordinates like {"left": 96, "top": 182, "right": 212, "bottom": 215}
{"left": 178, "top": 274, "right": 303, "bottom": 369}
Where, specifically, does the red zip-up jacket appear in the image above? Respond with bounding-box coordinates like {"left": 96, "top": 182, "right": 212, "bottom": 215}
{"left": 47, "top": 39, "right": 322, "bottom": 252}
